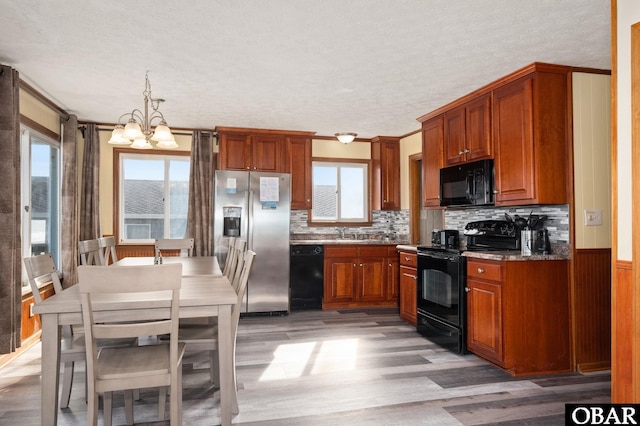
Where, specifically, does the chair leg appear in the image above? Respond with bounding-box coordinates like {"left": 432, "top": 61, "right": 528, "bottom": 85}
{"left": 59, "top": 361, "right": 74, "bottom": 408}
{"left": 158, "top": 386, "right": 167, "bottom": 420}
{"left": 88, "top": 392, "right": 99, "bottom": 426}
{"left": 211, "top": 350, "right": 220, "bottom": 385}
{"left": 103, "top": 392, "right": 113, "bottom": 426}
{"left": 124, "top": 389, "right": 134, "bottom": 425}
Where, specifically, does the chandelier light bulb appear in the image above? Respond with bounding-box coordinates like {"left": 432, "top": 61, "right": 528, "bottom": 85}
{"left": 130, "top": 137, "right": 153, "bottom": 149}
{"left": 124, "top": 119, "right": 143, "bottom": 140}
{"left": 107, "top": 125, "right": 131, "bottom": 145}
{"left": 156, "top": 134, "right": 179, "bottom": 149}
{"left": 151, "top": 121, "right": 172, "bottom": 141}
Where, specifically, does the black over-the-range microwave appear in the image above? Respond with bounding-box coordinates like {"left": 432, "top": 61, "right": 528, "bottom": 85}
{"left": 439, "top": 159, "right": 494, "bottom": 207}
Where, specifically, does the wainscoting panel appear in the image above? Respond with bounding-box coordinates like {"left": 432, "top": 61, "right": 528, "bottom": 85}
{"left": 115, "top": 245, "right": 155, "bottom": 258}
{"left": 574, "top": 248, "right": 611, "bottom": 372}
{"left": 612, "top": 260, "right": 632, "bottom": 403}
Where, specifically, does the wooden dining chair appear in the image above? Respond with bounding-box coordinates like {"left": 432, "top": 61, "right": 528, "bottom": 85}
{"left": 78, "top": 264, "right": 186, "bottom": 426}
{"left": 225, "top": 238, "right": 247, "bottom": 289}
{"left": 24, "top": 254, "right": 85, "bottom": 409}
{"left": 175, "top": 250, "right": 256, "bottom": 414}
{"left": 221, "top": 237, "right": 237, "bottom": 276}
{"left": 78, "top": 239, "right": 103, "bottom": 265}
{"left": 155, "top": 238, "right": 194, "bottom": 258}
{"left": 97, "top": 236, "right": 118, "bottom": 265}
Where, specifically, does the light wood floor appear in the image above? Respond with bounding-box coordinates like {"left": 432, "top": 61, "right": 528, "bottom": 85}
{"left": 0, "top": 307, "right": 610, "bottom": 425}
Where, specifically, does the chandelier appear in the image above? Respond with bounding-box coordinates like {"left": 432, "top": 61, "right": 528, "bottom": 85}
{"left": 107, "top": 73, "right": 178, "bottom": 149}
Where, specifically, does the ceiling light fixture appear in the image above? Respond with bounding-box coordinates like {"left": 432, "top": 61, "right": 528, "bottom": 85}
{"left": 335, "top": 132, "right": 357, "bottom": 144}
{"left": 108, "top": 73, "right": 178, "bottom": 149}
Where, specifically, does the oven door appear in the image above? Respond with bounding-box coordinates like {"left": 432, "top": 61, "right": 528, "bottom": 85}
{"left": 417, "top": 251, "right": 466, "bottom": 326}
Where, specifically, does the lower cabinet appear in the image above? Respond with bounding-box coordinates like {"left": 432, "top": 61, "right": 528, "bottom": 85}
{"left": 466, "top": 258, "right": 571, "bottom": 375}
{"left": 398, "top": 250, "right": 417, "bottom": 325}
{"left": 323, "top": 245, "right": 398, "bottom": 309}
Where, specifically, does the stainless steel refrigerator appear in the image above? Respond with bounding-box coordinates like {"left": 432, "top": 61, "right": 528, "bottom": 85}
{"left": 214, "top": 170, "right": 290, "bottom": 314}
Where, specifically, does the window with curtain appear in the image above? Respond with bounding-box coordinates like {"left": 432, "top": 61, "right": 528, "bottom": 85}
{"left": 117, "top": 151, "right": 190, "bottom": 243}
{"left": 311, "top": 160, "right": 369, "bottom": 223}
{"left": 21, "top": 127, "right": 61, "bottom": 282}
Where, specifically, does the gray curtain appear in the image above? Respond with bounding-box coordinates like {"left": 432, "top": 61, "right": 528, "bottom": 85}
{"left": 79, "top": 123, "right": 101, "bottom": 242}
{"left": 61, "top": 115, "right": 78, "bottom": 288}
{"left": 0, "top": 65, "right": 22, "bottom": 353}
{"left": 186, "top": 131, "right": 215, "bottom": 256}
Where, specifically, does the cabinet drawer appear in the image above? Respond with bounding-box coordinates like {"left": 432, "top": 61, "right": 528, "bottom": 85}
{"left": 467, "top": 259, "right": 503, "bottom": 282}
{"left": 399, "top": 251, "right": 417, "bottom": 267}
{"left": 324, "top": 245, "right": 358, "bottom": 258}
{"left": 358, "top": 246, "right": 388, "bottom": 257}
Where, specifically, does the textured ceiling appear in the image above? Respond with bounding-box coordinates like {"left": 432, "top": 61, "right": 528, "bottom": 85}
{"left": 0, "top": 0, "right": 611, "bottom": 139}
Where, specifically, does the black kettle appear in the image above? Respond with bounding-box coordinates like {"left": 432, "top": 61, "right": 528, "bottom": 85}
{"left": 533, "top": 229, "right": 551, "bottom": 254}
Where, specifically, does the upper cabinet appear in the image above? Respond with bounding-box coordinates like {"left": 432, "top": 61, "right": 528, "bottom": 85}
{"left": 217, "top": 127, "right": 285, "bottom": 172}
{"left": 286, "top": 136, "right": 313, "bottom": 210}
{"left": 216, "top": 126, "right": 316, "bottom": 209}
{"left": 418, "top": 63, "right": 572, "bottom": 208}
{"left": 371, "top": 136, "right": 400, "bottom": 210}
{"left": 421, "top": 116, "right": 443, "bottom": 207}
{"left": 493, "top": 68, "right": 570, "bottom": 205}
{"left": 443, "top": 93, "right": 492, "bottom": 166}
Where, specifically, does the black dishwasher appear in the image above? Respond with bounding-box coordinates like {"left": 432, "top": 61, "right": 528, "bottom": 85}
{"left": 290, "top": 245, "right": 324, "bottom": 310}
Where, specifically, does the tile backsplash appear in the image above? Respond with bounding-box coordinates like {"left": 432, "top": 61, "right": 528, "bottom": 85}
{"left": 443, "top": 204, "right": 570, "bottom": 244}
{"left": 290, "top": 210, "right": 409, "bottom": 240}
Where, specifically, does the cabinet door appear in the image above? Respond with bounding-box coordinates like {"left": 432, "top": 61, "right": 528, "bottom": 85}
{"left": 324, "top": 257, "right": 357, "bottom": 304}
{"left": 443, "top": 107, "right": 466, "bottom": 166}
{"left": 380, "top": 141, "right": 400, "bottom": 210}
{"left": 251, "top": 134, "right": 284, "bottom": 172}
{"left": 287, "top": 137, "right": 312, "bottom": 209}
{"left": 422, "top": 116, "right": 443, "bottom": 207}
{"left": 467, "top": 278, "right": 503, "bottom": 364}
{"left": 219, "top": 133, "right": 250, "bottom": 170}
{"left": 465, "top": 94, "right": 492, "bottom": 161}
{"left": 357, "top": 257, "right": 386, "bottom": 302}
{"left": 493, "top": 76, "right": 536, "bottom": 204}
{"left": 399, "top": 266, "right": 417, "bottom": 325}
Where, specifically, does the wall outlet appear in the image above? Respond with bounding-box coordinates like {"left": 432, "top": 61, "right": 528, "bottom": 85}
{"left": 29, "top": 302, "right": 35, "bottom": 318}
{"left": 584, "top": 209, "right": 602, "bottom": 226}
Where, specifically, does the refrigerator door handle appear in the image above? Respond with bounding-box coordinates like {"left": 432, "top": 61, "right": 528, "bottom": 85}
{"left": 248, "top": 189, "right": 254, "bottom": 250}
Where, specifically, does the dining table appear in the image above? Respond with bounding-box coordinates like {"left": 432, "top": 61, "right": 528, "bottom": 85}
{"left": 33, "top": 256, "right": 237, "bottom": 426}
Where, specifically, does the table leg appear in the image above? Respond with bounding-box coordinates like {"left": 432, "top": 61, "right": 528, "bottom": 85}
{"left": 217, "top": 305, "right": 232, "bottom": 426}
{"left": 40, "top": 314, "right": 61, "bottom": 426}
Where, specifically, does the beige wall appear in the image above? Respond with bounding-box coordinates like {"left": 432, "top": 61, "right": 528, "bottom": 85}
{"left": 399, "top": 131, "right": 422, "bottom": 210}
{"left": 617, "top": 0, "right": 638, "bottom": 261}
{"left": 19, "top": 89, "right": 60, "bottom": 135}
{"left": 312, "top": 139, "right": 370, "bottom": 159}
{"left": 573, "top": 72, "right": 612, "bottom": 249}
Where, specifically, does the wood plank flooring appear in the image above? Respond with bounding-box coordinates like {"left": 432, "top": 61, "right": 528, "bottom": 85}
{"left": 0, "top": 307, "right": 610, "bottom": 425}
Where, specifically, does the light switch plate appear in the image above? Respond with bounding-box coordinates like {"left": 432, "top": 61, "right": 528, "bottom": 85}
{"left": 584, "top": 209, "right": 602, "bottom": 226}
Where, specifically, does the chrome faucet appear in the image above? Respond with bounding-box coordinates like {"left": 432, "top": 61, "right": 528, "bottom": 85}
{"left": 336, "top": 227, "right": 346, "bottom": 239}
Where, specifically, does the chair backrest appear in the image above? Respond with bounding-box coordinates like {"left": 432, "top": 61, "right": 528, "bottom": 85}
{"left": 97, "top": 236, "right": 118, "bottom": 265}
{"left": 221, "top": 237, "right": 237, "bottom": 277}
{"left": 155, "top": 238, "right": 194, "bottom": 257}
{"left": 228, "top": 239, "right": 247, "bottom": 289}
{"left": 77, "top": 264, "right": 182, "bottom": 390}
{"left": 24, "top": 253, "right": 63, "bottom": 304}
{"left": 232, "top": 250, "right": 256, "bottom": 336}
{"left": 78, "top": 239, "right": 103, "bottom": 265}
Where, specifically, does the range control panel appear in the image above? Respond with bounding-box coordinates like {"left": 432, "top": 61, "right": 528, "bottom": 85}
{"left": 464, "top": 220, "right": 518, "bottom": 238}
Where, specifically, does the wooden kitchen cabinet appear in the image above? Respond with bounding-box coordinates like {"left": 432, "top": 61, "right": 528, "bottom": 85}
{"left": 216, "top": 126, "right": 285, "bottom": 172}
{"left": 421, "top": 115, "right": 443, "bottom": 207}
{"left": 323, "top": 245, "right": 399, "bottom": 309}
{"left": 286, "top": 136, "right": 312, "bottom": 210}
{"left": 443, "top": 93, "right": 492, "bottom": 166}
{"left": 465, "top": 257, "right": 571, "bottom": 375}
{"left": 371, "top": 136, "right": 401, "bottom": 210}
{"left": 493, "top": 66, "right": 570, "bottom": 205}
{"left": 386, "top": 246, "right": 399, "bottom": 303}
{"left": 398, "top": 250, "right": 417, "bottom": 325}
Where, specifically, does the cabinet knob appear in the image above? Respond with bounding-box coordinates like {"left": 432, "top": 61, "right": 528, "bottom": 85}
{"left": 246, "top": 166, "right": 250, "bottom": 170}
{"left": 465, "top": 287, "right": 470, "bottom": 292}
{"left": 353, "top": 263, "right": 356, "bottom": 267}
{"left": 404, "top": 257, "right": 411, "bottom": 261}
{"left": 388, "top": 263, "right": 392, "bottom": 267}
{"left": 359, "top": 263, "right": 363, "bottom": 267}
{"left": 464, "top": 149, "right": 470, "bottom": 154}
{"left": 413, "top": 275, "right": 417, "bottom": 280}
{"left": 492, "top": 189, "right": 499, "bottom": 194}
{"left": 458, "top": 151, "right": 464, "bottom": 155}
{"left": 477, "top": 268, "right": 484, "bottom": 274}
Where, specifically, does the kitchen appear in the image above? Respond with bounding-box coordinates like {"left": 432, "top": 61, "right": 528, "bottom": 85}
{"left": 2, "top": 1, "right": 640, "bottom": 422}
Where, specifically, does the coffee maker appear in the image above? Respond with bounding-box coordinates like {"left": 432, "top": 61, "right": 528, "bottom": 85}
{"left": 533, "top": 229, "right": 552, "bottom": 254}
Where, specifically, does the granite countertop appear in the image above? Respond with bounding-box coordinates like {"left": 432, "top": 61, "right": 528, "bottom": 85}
{"left": 463, "top": 250, "right": 569, "bottom": 261}
{"left": 291, "top": 239, "right": 411, "bottom": 246}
